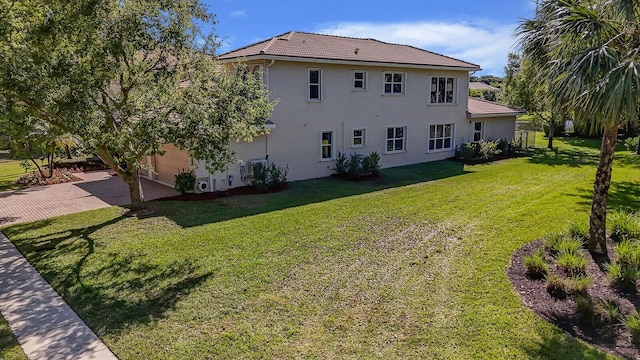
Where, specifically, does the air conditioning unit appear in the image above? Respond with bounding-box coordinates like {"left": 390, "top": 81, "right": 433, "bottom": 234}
{"left": 246, "top": 159, "right": 268, "bottom": 176}
{"left": 196, "top": 178, "right": 210, "bottom": 192}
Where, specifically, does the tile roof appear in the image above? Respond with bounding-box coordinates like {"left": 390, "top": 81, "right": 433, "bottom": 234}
{"left": 469, "top": 82, "right": 501, "bottom": 91}
{"left": 218, "top": 31, "right": 480, "bottom": 70}
{"left": 467, "top": 98, "right": 525, "bottom": 118}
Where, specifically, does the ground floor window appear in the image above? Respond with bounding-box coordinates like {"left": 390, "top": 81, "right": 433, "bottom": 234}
{"left": 352, "top": 129, "right": 365, "bottom": 147}
{"left": 386, "top": 126, "right": 406, "bottom": 153}
{"left": 321, "top": 131, "right": 334, "bottom": 160}
{"left": 473, "top": 121, "right": 484, "bottom": 142}
{"left": 428, "top": 123, "right": 454, "bottom": 151}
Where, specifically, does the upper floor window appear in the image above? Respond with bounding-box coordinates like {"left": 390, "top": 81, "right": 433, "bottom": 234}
{"left": 386, "top": 126, "right": 406, "bottom": 153}
{"left": 428, "top": 123, "right": 454, "bottom": 151}
{"left": 309, "top": 69, "right": 322, "bottom": 101}
{"left": 430, "top": 76, "right": 456, "bottom": 104}
{"left": 353, "top": 71, "right": 368, "bottom": 90}
{"left": 383, "top": 72, "right": 405, "bottom": 94}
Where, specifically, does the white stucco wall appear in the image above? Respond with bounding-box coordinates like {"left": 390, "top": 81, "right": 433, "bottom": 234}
{"left": 194, "top": 60, "right": 475, "bottom": 190}
{"left": 469, "top": 116, "right": 517, "bottom": 142}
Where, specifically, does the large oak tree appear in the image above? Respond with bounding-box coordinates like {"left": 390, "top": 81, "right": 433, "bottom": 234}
{"left": 0, "top": 0, "right": 275, "bottom": 211}
{"left": 518, "top": 0, "right": 640, "bottom": 252}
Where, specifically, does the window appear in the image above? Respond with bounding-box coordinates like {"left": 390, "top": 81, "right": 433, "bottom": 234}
{"left": 430, "top": 76, "right": 456, "bottom": 104}
{"left": 353, "top": 71, "right": 367, "bottom": 90}
{"left": 321, "top": 131, "right": 334, "bottom": 160}
{"left": 309, "top": 69, "right": 322, "bottom": 101}
{"left": 428, "top": 124, "right": 454, "bottom": 151}
{"left": 352, "top": 129, "right": 366, "bottom": 147}
{"left": 473, "top": 121, "right": 484, "bottom": 142}
{"left": 386, "top": 127, "right": 406, "bottom": 153}
{"left": 383, "top": 72, "right": 405, "bottom": 94}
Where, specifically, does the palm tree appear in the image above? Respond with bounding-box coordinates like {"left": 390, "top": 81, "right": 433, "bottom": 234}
{"left": 518, "top": 0, "right": 640, "bottom": 253}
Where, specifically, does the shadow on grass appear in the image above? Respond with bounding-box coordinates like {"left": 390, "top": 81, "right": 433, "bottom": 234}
{"left": 526, "top": 147, "right": 599, "bottom": 168}
{"left": 522, "top": 324, "right": 615, "bottom": 360}
{"left": 566, "top": 181, "right": 640, "bottom": 212}
{"left": 12, "top": 216, "right": 212, "bottom": 336}
{"left": 151, "top": 159, "right": 469, "bottom": 228}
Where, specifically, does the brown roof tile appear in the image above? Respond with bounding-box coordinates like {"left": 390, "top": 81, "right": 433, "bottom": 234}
{"left": 467, "top": 98, "right": 525, "bottom": 118}
{"left": 218, "top": 31, "right": 480, "bottom": 70}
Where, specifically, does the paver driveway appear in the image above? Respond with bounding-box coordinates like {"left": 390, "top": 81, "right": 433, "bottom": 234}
{"left": 0, "top": 171, "right": 179, "bottom": 226}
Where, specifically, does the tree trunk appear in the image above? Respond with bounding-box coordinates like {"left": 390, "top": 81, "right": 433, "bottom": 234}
{"left": 95, "top": 146, "right": 145, "bottom": 211}
{"left": 65, "top": 144, "right": 72, "bottom": 159}
{"left": 547, "top": 124, "right": 555, "bottom": 149}
{"left": 588, "top": 125, "right": 618, "bottom": 253}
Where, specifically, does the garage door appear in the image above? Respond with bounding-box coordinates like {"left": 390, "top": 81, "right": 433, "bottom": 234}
{"left": 154, "top": 144, "right": 190, "bottom": 186}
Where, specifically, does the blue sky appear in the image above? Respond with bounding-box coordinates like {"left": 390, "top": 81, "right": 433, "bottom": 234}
{"left": 202, "top": 0, "right": 537, "bottom": 76}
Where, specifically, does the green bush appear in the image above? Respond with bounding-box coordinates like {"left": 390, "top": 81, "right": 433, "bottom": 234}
{"left": 574, "top": 293, "right": 594, "bottom": 316}
{"left": 524, "top": 248, "right": 548, "bottom": 277}
{"left": 595, "top": 300, "right": 621, "bottom": 325}
{"left": 613, "top": 240, "right": 640, "bottom": 269}
{"left": 569, "top": 274, "right": 591, "bottom": 294}
{"left": 567, "top": 221, "right": 589, "bottom": 242}
{"left": 605, "top": 262, "right": 639, "bottom": 289}
{"left": 456, "top": 142, "right": 478, "bottom": 160}
{"left": 555, "top": 238, "right": 584, "bottom": 256}
{"left": 479, "top": 140, "right": 502, "bottom": 159}
{"left": 543, "top": 233, "right": 564, "bottom": 253}
{"left": 174, "top": 169, "right": 195, "bottom": 194}
{"left": 333, "top": 152, "right": 381, "bottom": 179}
{"left": 625, "top": 311, "right": 640, "bottom": 338}
{"left": 556, "top": 251, "right": 587, "bottom": 275}
{"left": 608, "top": 209, "right": 640, "bottom": 242}
{"left": 625, "top": 136, "right": 639, "bottom": 152}
{"left": 545, "top": 273, "right": 567, "bottom": 297}
{"left": 252, "top": 162, "right": 288, "bottom": 192}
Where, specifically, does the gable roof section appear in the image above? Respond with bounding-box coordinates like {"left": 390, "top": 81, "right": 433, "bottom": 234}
{"left": 467, "top": 98, "right": 525, "bottom": 118}
{"left": 469, "top": 82, "right": 501, "bottom": 91}
{"left": 218, "top": 31, "right": 481, "bottom": 71}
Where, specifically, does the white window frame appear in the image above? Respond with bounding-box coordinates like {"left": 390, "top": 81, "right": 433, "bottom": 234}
{"left": 429, "top": 76, "right": 457, "bottom": 104}
{"left": 383, "top": 72, "right": 406, "bottom": 95}
{"left": 472, "top": 121, "right": 485, "bottom": 142}
{"left": 352, "top": 128, "right": 366, "bottom": 148}
{"left": 428, "top": 123, "right": 455, "bottom": 152}
{"left": 352, "top": 70, "right": 368, "bottom": 91}
{"left": 385, "top": 126, "right": 407, "bottom": 154}
{"left": 320, "top": 130, "right": 335, "bottom": 161}
{"left": 308, "top": 68, "right": 322, "bottom": 102}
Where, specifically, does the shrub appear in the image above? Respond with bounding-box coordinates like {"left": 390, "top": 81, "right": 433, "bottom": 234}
{"left": 174, "top": 169, "right": 195, "bottom": 194}
{"left": 568, "top": 274, "right": 591, "bottom": 294}
{"left": 252, "top": 162, "right": 288, "bottom": 192}
{"left": 606, "top": 262, "right": 639, "bottom": 289}
{"left": 609, "top": 209, "right": 640, "bottom": 242}
{"left": 556, "top": 251, "right": 587, "bottom": 275}
{"left": 613, "top": 240, "right": 640, "bottom": 268}
{"left": 595, "top": 300, "right": 621, "bottom": 325}
{"left": 545, "top": 273, "right": 567, "bottom": 297}
{"left": 625, "top": 136, "right": 639, "bottom": 152}
{"left": 456, "top": 143, "right": 478, "bottom": 160}
{"left": 333, "top": 152, "right": 380, "bottom": 179}
{"left": 555, "top": 238, "right": 584, "bottom": 256}
{"left": 543, "top": 233, "right": 564, "bottom": 253}
{"left": 524, "top": 248, "right": 548, "bottom": 277}
{"left": 479, "top": 140, "right": 502, "bottom": 159}
{"left": 575, "top": 293, "right": 594, "bottom": 317}
{"left": 567, "top": 221, "right": 589, "bottom": 242}
{"left": 626, "top": 311, "right": 640, "bottom": 338}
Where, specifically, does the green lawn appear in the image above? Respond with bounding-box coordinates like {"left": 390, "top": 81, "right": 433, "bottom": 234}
{"left": 0, "top": 160, "right": 32, "bottom": 191}
{"left": 3, "top": 135, "right": 638, "bottom": 359}
{"left": 0, "top": 312, "right": 27, "bottom": 360}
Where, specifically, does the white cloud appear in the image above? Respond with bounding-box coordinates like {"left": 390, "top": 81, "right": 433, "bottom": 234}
{"left": 317, "top": 21, "right": 519, "bottom": 76}
{"left": 229, "top": 10, "right": 247, "bottom": 18}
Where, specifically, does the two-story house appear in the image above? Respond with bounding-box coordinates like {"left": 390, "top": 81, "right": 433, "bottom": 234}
{"left": 146, "top": 31, "right": 522, "bottom": 191}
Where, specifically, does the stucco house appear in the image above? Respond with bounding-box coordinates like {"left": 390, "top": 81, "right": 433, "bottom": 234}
{"left": 145, "top": 31, "right": 523, "bottom": 191}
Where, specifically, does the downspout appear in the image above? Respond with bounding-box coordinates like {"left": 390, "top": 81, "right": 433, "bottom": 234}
{"left": 266, "top": 59, "right": 275, "bottom": 89}
{"left": 265, "top": 59, "right": 275, "bottom": 160}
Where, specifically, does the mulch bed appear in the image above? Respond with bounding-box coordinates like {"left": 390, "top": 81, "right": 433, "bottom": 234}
{"left": 15, "top": 168, "right": 83, "bottom": 187}
{"left": 509, "top": 239, "right": 640, "bottom": 359}
{"left": 159, "top": 184, "right": 287, "bottom": 202}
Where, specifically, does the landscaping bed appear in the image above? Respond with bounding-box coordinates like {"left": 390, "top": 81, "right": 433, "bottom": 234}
{"left": 14, "top": 168, "right": 82, "bottom": 187}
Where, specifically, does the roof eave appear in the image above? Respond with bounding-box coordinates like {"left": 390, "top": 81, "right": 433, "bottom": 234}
{"left": 467, "top": 112, "right": 526, "bottom": 119}
{"left": 218, "top": 55, "right": 481, "bottom": 72}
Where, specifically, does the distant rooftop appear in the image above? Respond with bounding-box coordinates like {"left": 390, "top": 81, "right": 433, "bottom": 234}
{"left": 218, "top": 31, "right": 481, "bottom": 70}
{"left": 467, "top": 98, "right": 525, "bottom": 118}
{"left": 469, "top": 82, "right": 501, "bottom": 91}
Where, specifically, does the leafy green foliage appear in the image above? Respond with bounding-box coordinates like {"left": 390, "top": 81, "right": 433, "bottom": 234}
{"left": 556, "top": 251, "right": 587, "bottom": 275}
{"left": 174, "top": 169, "right": 195, "bottom": 194}
{"left": 605, "top": 262, "right": 639, "bottom": 289}
{"left": 567, "top": 221, "right": 589, "bottom": 242}
{"left": 524, "top": 248, "right": 548, "bottom": 277}
{"left": 569, "top": 274, "right": 591, "bottom": 295}
{"left": 333, "top": 152, "right": 381, "bottom": 179}
{"left": 608, "top": 209, "right": 640, "bottom": 242}
{"left": 624, "top": 136, "right": 639, "bottom": 152}
{"left": 543, "top": 233, "right": 565, "bottom": 253}
{"left": 625, "top": 311, "right": 640, "bottom": 338}
{"left": 251, "top": 162, "right": 288, "bottom": 192}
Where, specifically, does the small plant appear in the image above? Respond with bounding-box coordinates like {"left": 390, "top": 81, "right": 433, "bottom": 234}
{"left": 609, "top": 209, "right": 640, "bottom": 242}
{"left": 545, "top": 273, "right": 567, "bottom": 297}
{"left": 456, "top": 142, "right": 478, "bottom": 160}
{"left": 362, "top": 151, "right": 380, "bottom": 176}
{"left": 479, "top": 140, "right": 502, "bottom": 159}
{"left": 333, "top": 152, "right": 381, "bottom": 179}
{"left": 543, "top": 233, "right": 564, "bottom": 253}
{"left": 252, "top": 162, "right": 288, "bottom": 192}
{"left": 555, "top": 238, "right": 584, "bottom": 257}
{"left": 568, "top": 274, "right": 591, "bottom": 294}
{"left": 625, "top": 136, "right": 639, "bottom": 152}
{"left": 574, "top": 293, "right": 594, "bottom": 317}
{"left": 606, "top": 262, "right": 640, "bottom": 289}
{"left": 595, "top": 300, "right": 621, "bottom": 325}
{"left": 613, "top": 240, "right": 640, "bottom": 269}
{"left": 334, "top": 152, "right": 349, "bottom": 176}
{"left": 567, "top": 221, "right": 589, "bottom": 242}
{"left": 625, "top": 311, "right": 640, "bottom": 338}
{"left": 524, "top": 248, "right": 548, "bottom": 277}
{"left": 174, "top": 169, "right": 195, "bottom": 194}
{"left": 556, "top": 251, "right": 587, "bottom": 275}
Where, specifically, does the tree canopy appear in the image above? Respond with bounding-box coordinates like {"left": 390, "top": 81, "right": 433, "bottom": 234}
{"left": 0, "top": 0, "right": 275, "bottom": 211}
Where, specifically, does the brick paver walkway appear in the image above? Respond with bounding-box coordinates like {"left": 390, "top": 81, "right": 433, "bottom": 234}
{"left": 0, "top": 172, "right": 179, "bottom": 359}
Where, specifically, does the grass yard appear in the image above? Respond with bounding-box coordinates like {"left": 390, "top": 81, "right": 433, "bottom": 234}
{"left": 0, "top": 312, "right": 27, "bottom": 360}
{"left": 2, "top": 135, "right": 639, "bottom": 359}
{"left": 0, "top": 160, "right": 31, "bottom": 191}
